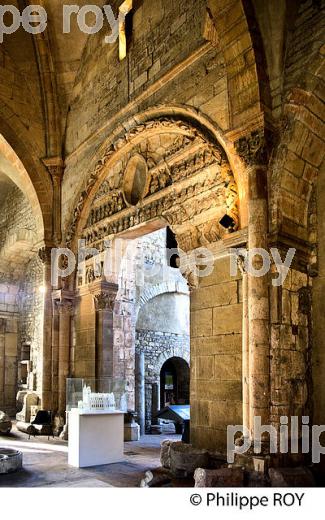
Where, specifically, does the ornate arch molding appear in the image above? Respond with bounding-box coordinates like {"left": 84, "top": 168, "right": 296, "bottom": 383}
{"left": 66, "top": 106, "right": 242, "bottom": 251}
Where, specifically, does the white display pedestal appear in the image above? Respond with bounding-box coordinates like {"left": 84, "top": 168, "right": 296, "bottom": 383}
{"left": 68, "top": 409, "right": 125, "bottom": 468}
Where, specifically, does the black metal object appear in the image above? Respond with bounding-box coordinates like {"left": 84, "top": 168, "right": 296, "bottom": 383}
{"left": 182, "top": 419, "right": 190, "bottom": 444}
{"left": 29, "top": 410, "right": 54, "bottom": 440}
{"left": 154, "top": 405, "right": 190, "bottom": 438}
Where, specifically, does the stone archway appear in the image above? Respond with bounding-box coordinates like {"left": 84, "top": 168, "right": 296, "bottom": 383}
{"left": 0, "top": 135, "right": 47, "bottom": 415}
{"left": 66, "top": 106, "right": 246, "bottom": 249}
{"left": 71, "top": 111, "right": 245, "bottom": 451}
{"left": 160, "top": 357, "right": 190, "bottom": 428}
{"left": 0, "top": 135, "right": 45, "bottom": 242}
{"left": 136, "top": 280, "right": 189, "bottom": 319}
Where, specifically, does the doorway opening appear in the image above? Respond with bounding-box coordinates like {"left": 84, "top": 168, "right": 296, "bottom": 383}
{"left": 160, "top": 357, "right": 190, "bottom": 408}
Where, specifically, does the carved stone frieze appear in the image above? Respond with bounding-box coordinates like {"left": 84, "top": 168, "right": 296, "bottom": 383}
{"left": 66, "top": 116, "right": 230, "bottom": 247}
{"left": 82, "top": 165, "right": 238, "bottom": 250}
{"left": 88, "top": 191, "right": 126, "bottom": 227}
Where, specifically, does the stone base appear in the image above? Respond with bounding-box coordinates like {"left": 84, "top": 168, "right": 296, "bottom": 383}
{"left": 0, "top": 449, "right": 22, "bottom": 474}
{"left": 60, "top": 423, "right": 69, "bottom": 440}
{"left": 269, "top": 467, "right": 315, "bottom": 487}
{"left": 140, "top": 468, "right": 173, "bottom": 487}
{"left": 194, "top": 467, "right": 244, "bottom": 487}
{"left": 53, "top": 414, "right": 65, "bottom": 436}
{"left": 169, "top": 442, "right": 209, "bottom": 477}
{"left": 124, "top": 423, "right": 140, "bottom": 441}
{"left": 160, "top": 440, "right": 227, "bottom": 475}
{"left": 0, "top": 413, "right": 12, "bottom": 435}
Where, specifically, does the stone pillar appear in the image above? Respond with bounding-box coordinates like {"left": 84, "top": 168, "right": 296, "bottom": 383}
{"left": 38, "top": 247, "right": 54, "bottom": 410}
{"left": 57, "top": 300, "right": 73, "bottom": 415}
{"left": 237, "top": 256, "right": 250, "bottom": 436}
{"left": 0, "top": 319, "right": 5, "bottom": 410}
{"left": 51, "top": 300, "right": 59, "bottom": 414}
{"left": 247, "top": 165, "right": 270, "bottom": 443}
{"left": 235, "top": 130, "right": 272, "bottom": 446}
{"left": 151, "top": 382, "right": 160, "bottom": 425}
{"left": 43, "top": 157, "right": 64, "bottom": 244}
{"left": 135, "top": 352, "right": 145, "bottom": 435}
{"left": 92, "top": 282, "right": 118, "bottom": 382}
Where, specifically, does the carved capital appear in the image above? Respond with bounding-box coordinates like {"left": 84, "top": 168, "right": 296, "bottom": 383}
{"left": 235, "top": 129, "right": 273, "bottom": 167}
{"left": 38, "top": 246, "right": 52, "bottom": 264}
{"left": 234, "top": 250, "right": 248, "bottom": 275}
{"left": 94, "top": 291, "right": 116, "bottom": 311}
{"left": 56, "top": 299, "right": 74, "bottom": 315}
{"left": 182, "top": 268, "right": 199, "bottom": 291}
{"left": 43, "top": 157, "right": 65, "bottom": 181}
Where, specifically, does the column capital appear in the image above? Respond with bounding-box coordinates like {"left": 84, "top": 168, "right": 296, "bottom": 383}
{"left": 43, "top": 156, "right": 65, "bottom": 180}
{"left": 90, "top": 280, "right": 118, "bottom": 311}
{"left": 38, "top": 246, "right": 53, "bottom": 264}
{"left": 94, "top": 291, "right": 116, "bottom": 311}
{"left": 234, "top": 128, "right": 273, "bottom": 168}
{"left": 235, "top": 250, "right": 248, "bottom": 275}
{"left": 55, "top": 299, "right": 74, "bottom": 315}
{"left": 182, "top": 268, "right": 199, "bottom": 291}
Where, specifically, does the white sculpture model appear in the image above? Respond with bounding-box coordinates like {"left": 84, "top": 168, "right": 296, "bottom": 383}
{"left": 78, "top": 385, "right": 116, "bottom": 412}
{"left": 119, "top": 393, "right": 127, "bottom": 412}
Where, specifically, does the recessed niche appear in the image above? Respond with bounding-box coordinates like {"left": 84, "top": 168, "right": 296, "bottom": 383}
{"left": 123, "top": 154, "right": 149, "bottom": 206}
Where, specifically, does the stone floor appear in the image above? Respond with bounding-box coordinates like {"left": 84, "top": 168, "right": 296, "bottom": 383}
{"left": 0, "top": 425, "right": 181, "bottom": 487}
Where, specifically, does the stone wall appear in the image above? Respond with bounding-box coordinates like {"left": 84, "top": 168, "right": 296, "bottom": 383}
{"left": 190, "top": 254, "right": 243, "bottom": 451}
{"left": 270, "top": 266, "right": 312, "bottom": 434}
{"left": 136, "top": 329, "right": 190, "bottom": 426}
{"left": 62, "top": 0, "right": 229, "bottom": 228}
{"left": 0, "top": 186, "right": 43, "bottom": 414}
{"left": 18, "top": 255, "right": 44, "bottom": 397}
{"left": 0, "top": 289, "right": 19, "bottom": 415}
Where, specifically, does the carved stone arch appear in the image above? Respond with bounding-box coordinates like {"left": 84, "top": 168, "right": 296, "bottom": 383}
{"left": 269, "top": 89, "right": 325, "bottom": 240}
{"left": 269, "top": 33, "right": 325, "bottom": 239}
{"left": 0, "top": 131, "right": 47, "bottom": 243}
{"left": 67, "top": 105, "right": 244, "bottom": 253}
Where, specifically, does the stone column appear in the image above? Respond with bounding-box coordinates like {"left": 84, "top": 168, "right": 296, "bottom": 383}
{"left": 93, "top": 282, "right": 118, "bottom": 382}
{"left": 38, "top": 247, "right": 54, "bottom": 410}
{"left": 135, "top": 352, "right": 145, "bottom": 435}
{"left": 57, "top": 300, "right": 73, "bottom": 416}
{"left": 235, "top": 130, "right": 271, "bottom": 445}
{"left": 247, "top": 164, "right": 270, "bottom": 442}
{"left": 51, "top": 300, "right": 60, "bottom": 414}
{"left": 151, "top": 382, "right": 160, "bottom": 425}
{"left": 43, "top": 157, "right": 64, "bottom": 244}
{"left": 237, "top": 255, "right": 250, "bottom": 436}
{"left": 0, "top": 319, "right": 5, "bottom": 410}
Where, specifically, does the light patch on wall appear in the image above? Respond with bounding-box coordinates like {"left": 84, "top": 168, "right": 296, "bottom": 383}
{"left": 119, "top": 0, "right": 133, "bottom": 61}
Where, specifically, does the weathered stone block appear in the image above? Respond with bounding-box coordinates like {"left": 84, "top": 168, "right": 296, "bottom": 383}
{"left": 191, "top": 308, "right": 213, "bottom": 338}
{"left": 269, "top": 467, "right": 315, "bottom": 487}
{"left": 213, "top": 304, "right": 242, "bottom": 335}
{"left": 160, "top": 439, "right": 171, "bottom": 469}
{"left": 170, "top": 442, "right": 209, "bottom": 476}
{"left": 194, "top": 467, "right": 244, "bottom": 487}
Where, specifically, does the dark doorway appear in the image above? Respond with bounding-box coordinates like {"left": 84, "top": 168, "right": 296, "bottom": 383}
{"left": 160, "top": 357, "right": 190, "bottom": 407}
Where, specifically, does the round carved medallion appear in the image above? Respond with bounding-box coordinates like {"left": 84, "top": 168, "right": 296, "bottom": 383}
{"left": 123, "top": 154, "right": 149, "bottom": 206}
